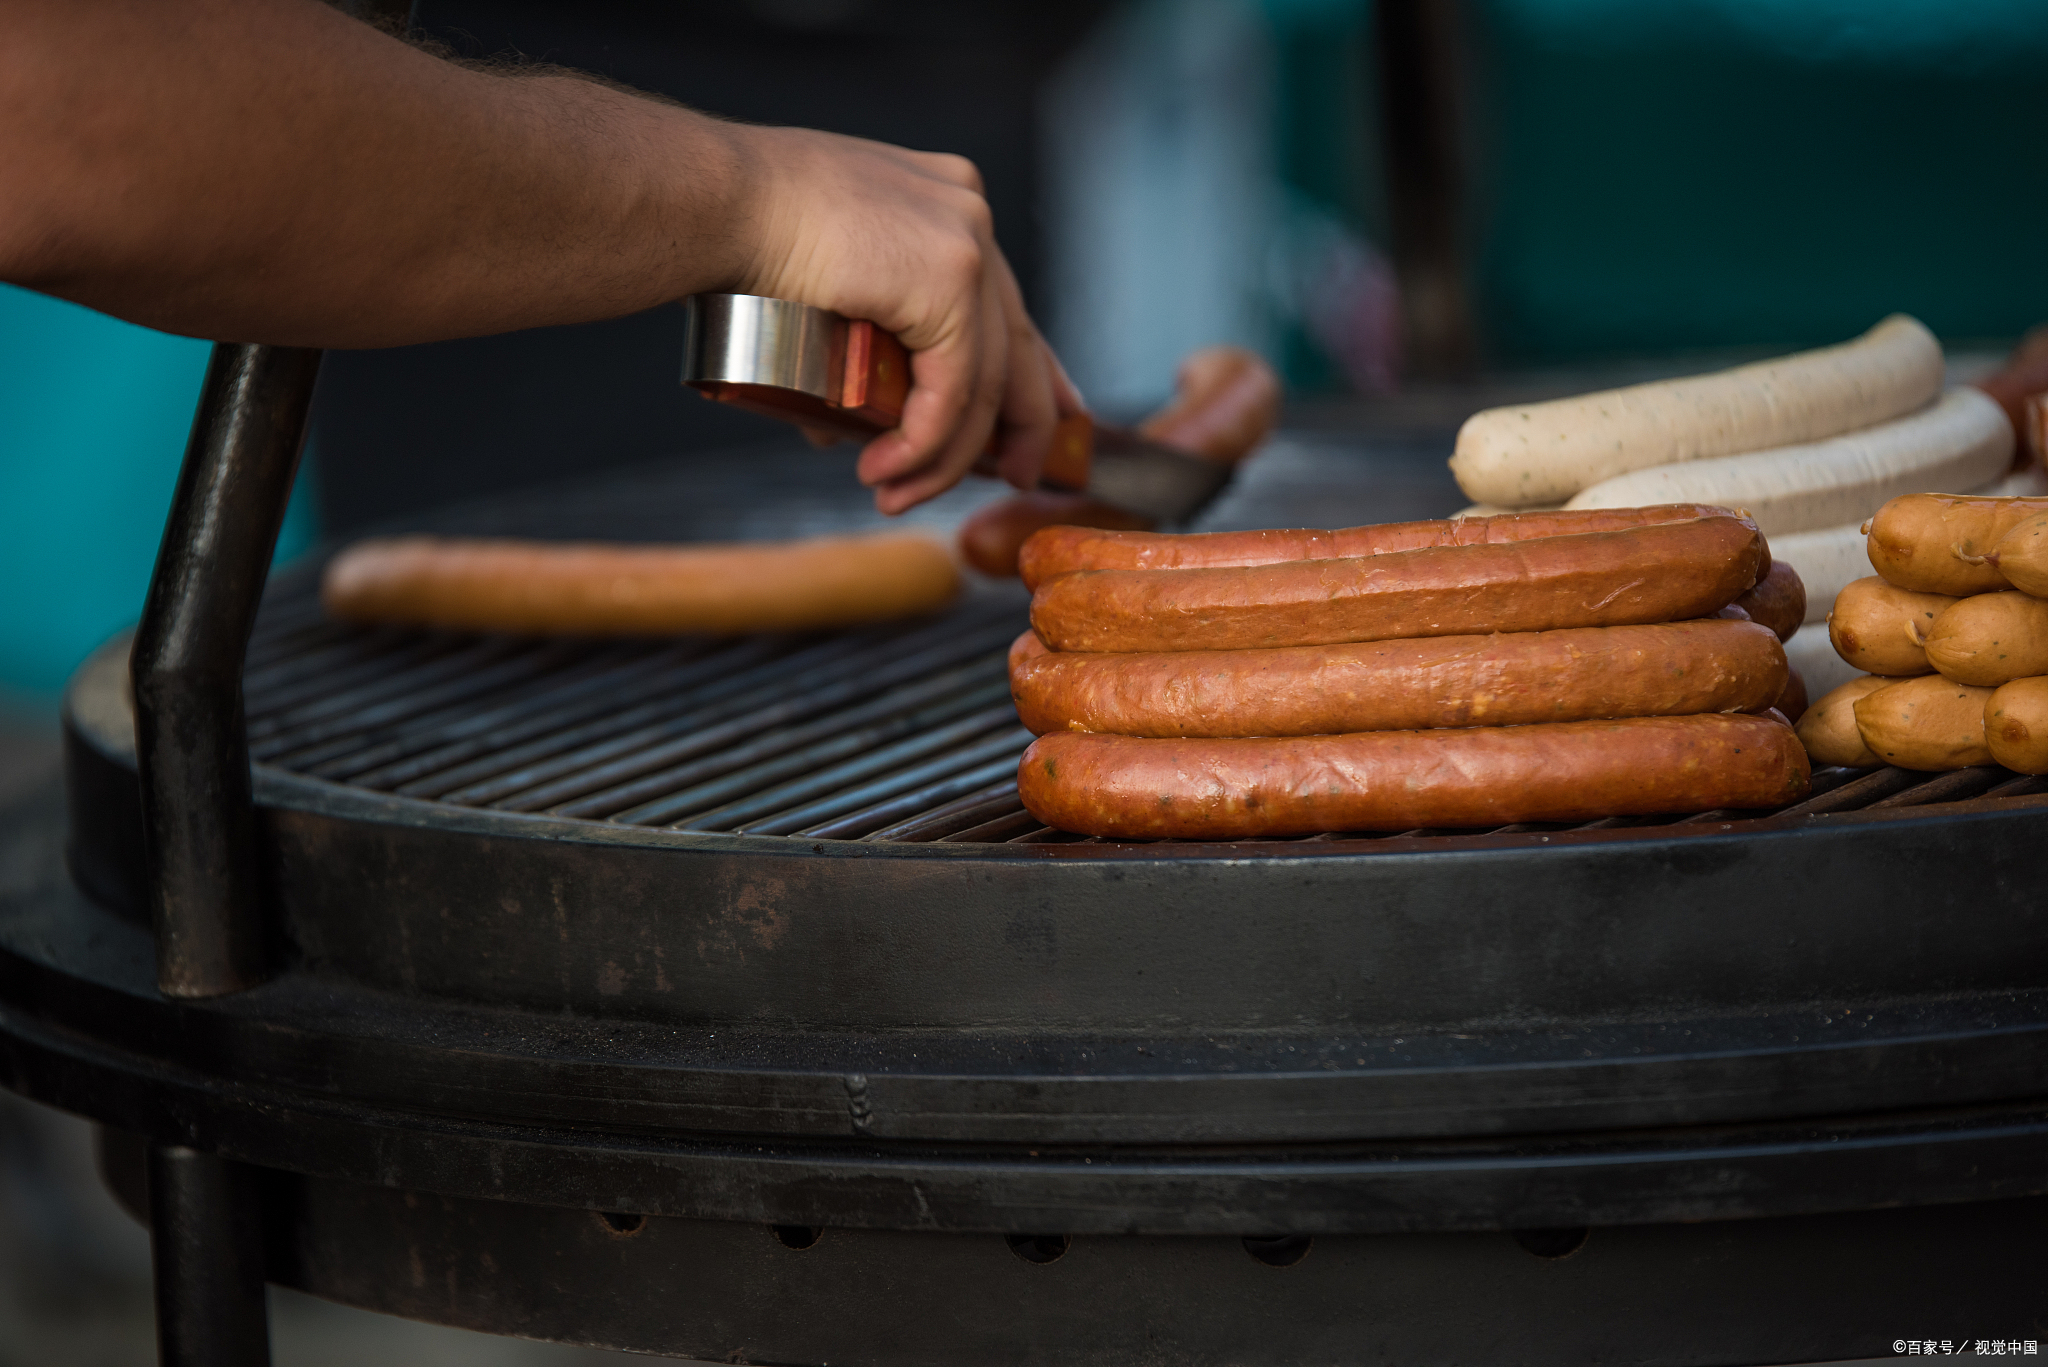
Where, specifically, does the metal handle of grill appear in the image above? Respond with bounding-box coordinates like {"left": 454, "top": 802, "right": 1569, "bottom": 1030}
{"left": 132, "top": 343, "right": 322, "bottom": 998}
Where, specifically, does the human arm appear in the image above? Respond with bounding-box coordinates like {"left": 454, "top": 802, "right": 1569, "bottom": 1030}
{"left": 0, "top": 0, "right": 1075, "bottom": 510}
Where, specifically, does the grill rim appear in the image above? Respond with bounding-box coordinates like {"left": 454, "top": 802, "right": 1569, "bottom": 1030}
{"left": 253, "top": 761, "right": 2048, "bottom": 863}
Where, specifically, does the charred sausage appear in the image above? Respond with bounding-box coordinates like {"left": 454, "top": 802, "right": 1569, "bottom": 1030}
{"left": 1016, "top": 714, "right": 1811, "bottom": 839}
{"left": 1019, "top": 503, "right": 1761, "bottom": 591}
{"left": 1030, "top": 516, "right": 1766, "bottom": 654}
{"left": 1731, "top": 560, "right": 1805, "bottom": 641}
{"left": 1009, "top": 619, "right": 1786, "bottom": 738}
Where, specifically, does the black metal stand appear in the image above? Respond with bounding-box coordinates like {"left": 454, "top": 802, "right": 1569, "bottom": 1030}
{"left": 131, "top": 342, "right": 321, "bottom": 1000}
{"left": 149, "top": 1145, "right": 273, "bottom": 1367}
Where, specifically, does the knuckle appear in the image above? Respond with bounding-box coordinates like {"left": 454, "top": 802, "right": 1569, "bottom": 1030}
{"left": 938, "top": 236, "right": 984, "bottom": 288}
{"left": 933, "top": 153, "right": 985, "bottom": 193}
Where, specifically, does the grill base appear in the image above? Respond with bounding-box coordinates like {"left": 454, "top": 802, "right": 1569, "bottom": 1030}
{"left": 94, "top": 1131, "right": 2048, "bottom": 1364}
{"left": 19, "top": 723, "right": 2048, "bottom": 1231}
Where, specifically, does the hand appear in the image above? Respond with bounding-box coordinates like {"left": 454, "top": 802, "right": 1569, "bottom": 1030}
{"left": 731, "top": 125, "right": 1085, "bottom": 514}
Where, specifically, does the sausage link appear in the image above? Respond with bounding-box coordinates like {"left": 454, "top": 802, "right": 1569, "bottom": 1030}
{"left": 960, "top": 493, "right": 1151, "bottom": 578}
{"left": 1732, "top": 561, "right": 1805, "bottom": 641}
{"left": 1019, "top": 503, "right": 1762, "bottom": 591}
{"left": 1009, "top": 619, "right": 1786, "bottom": 738}
{"left": 322, "top": 534, "right": 959, "bottom": 636}
{"left": 961, "top": 347, "right": 1281, "bottom": 578}
{"left": 1987, "top": 509, "right": 2048, "bottom": 597}
{"left": 1016, "top": 714, "right": 1810, "bottom": 839}
{"left": 1986, "top": 676, "right": 2048, "bottom": 774}
{"left": 1794, "top": 675, "right": 1891, "bottom": 768}
{"left": 1865, "top": 492, "right": 2048, "bottom": 594}
{"left": 1922, "top": 591, "right": 2048, "bottom": 687}
{"left": 1825, "top": 576, "right": 1954, "bottom": 677}
{"left": 1030, "top": 516, "right": 1766, "bottom": 654}
{"left": 1852, "top": 674, "right": 1994, "bottom": 770}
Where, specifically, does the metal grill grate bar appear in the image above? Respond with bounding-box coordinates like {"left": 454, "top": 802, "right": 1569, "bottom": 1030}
{"left": 386, "top": 636, "right": 793, "bottom": 799}
{"left": 488, "top": 617, "right": 1020, "bottom": 813}
{"left": 791, "top": 756, "right": 1030, "bottom": 840}
{"left": 600, "top": 666, "right": 1010, "bottom": 825}
{"left": 253, "top": 638, "right": 582, "bottom": 764}
{"left": 237, "top": 575, "right": 2048, "bottom": 848}
{"left": 305, "top": 640, "right": 690, "bottom": 781}
{"left": 688, "top": 712, "right": 1027, "bottom": 833}
{"left": 436, "top": 634, "right": 868, "bottom": 807}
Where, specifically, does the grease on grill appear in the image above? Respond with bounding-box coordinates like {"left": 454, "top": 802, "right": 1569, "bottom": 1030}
{"left": 242, "top": 576, "right": 2048, "bottom": 845}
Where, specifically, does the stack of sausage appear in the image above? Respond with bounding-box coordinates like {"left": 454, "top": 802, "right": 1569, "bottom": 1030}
{"left": 1448, "top": 316, "right": 2048, "bottom": 702}
{"left": 1796, "top": 494, "right": 2048, "bottom": 776}
{"left": 1010, "top": 506, "right": 1812, "bottom": 840}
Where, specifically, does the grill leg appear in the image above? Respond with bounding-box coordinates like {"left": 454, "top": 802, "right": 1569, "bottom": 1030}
{"left": 149, "top": 1145, "right": 272, "bottom": 1367}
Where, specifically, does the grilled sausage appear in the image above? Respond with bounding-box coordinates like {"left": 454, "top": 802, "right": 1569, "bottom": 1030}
{"left": 1019, "top": 503, "right": 1760, "bottom": 591}
{"left": 1030, "top": 516, "right": 1766, "bottom": 654}
{"left": 1794, "top": 675, "right": 1890, "bottom": 767}
{"left": 1825, "top": 576, "right": 1955, "bottom": 677}
{"left": 1852, "top": 674, "right": 1994, "bottom": 770}
{"left": 1136, "top": 346, "right": 1283, "bottom": 461}
{"left": 322, "top": 533, "right": 959, "bottom": 636}
{"left": 960, "top": 492, "right": 1151, "bottom": 578}
{"left": 1008, "top": 620, "right": 1786, "bottom": 738}
{"left": 1016, "top": 714, "right": 1811, "bottom": 839}
{"left": 1865, "top": 492, "right": 2048, "bottom": 594}
{"left": 1922, "top": 591, "right": 2048, "bottom": 687}
{"left": 1732, "top": 560, "right": 1805, "bottom": 641}
{"left": 958, "top": 347, "right": 1280, "bottom": 577}
{"left": 1987, "top": 509, "right": 2048, "bottom": 597}
{"left": 1986, "top": 675, "right": 2048, "bottom": 774}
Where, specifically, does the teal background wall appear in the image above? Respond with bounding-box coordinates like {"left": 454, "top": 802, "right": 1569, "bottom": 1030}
{"left": 0, "top": 285, "right": 316, "bottom": 710}
{"left": 1470, "top": 0, "right": 2048, "bottom": 361}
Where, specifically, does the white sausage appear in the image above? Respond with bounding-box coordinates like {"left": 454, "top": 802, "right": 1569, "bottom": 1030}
{"left": 1561, "top": 388, "right": 2010, "bottom": 535}
{"left": 1450, "top": 315, "right": 1943, "bottom": 508}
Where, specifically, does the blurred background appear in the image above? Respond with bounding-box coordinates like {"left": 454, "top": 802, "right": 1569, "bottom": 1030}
{"left": 3, "top": 0, "right": 2046, "bottom": 1359}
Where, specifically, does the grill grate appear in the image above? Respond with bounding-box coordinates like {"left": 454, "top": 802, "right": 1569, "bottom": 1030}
{"left": 241, "top": 572, "right": 2048, "bottom": 847}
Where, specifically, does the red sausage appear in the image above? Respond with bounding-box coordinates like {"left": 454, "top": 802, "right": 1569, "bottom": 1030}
{"left": 1730, "top": 560, "right": 1806, "bottom": 642}
{"left": 1009, "top": 619, "right": 1788, "bottom": 738}
{"left": 1016, "top": 714, "right": 1811, "bottom": 839}
{"left": 1029, "top": 516, "right": 1767, "bottom": 654}
{"left": 1019, "top": 503, "right": 1763, "bottom": 591}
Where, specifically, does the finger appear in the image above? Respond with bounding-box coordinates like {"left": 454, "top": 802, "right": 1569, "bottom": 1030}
{"left": 854, "top": 307, "right": 978, "bottom": 488}
{"left": 1045, "top": 344, "right": 1088, "bottom": 418}
{"left": 985, "top": 259, "right": 1058, "bottom": 490}
{"left": 902, "top": 149, "right": 985, "bottom": 194}
{"left": 873, "top": 274, "right": 1008, "bottom": 513}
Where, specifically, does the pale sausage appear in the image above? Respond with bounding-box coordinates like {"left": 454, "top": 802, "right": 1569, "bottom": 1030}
{"left": 1825, "top": 577, "right": 1955, "bottom": 677}
{"left": 322, "top": 533, "right": 959, "bottom": 636}
{"left": 1852, "top": 675, "right": 1994, "bottom": 770}
{"left": 1794, "top": 675, "right": 1890, "bottom": 768}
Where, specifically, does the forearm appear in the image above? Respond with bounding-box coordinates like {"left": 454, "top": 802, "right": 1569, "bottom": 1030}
{"left": 0, "top": 0, "right": 759, "bottom": 346}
